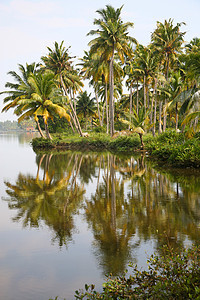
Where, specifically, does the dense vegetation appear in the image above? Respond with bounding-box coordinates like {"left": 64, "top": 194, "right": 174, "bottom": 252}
{"left": 31, "top": 130, "right": 200, "bottom": 168}
{"left": 1, "top": 5, "right": 200, "bottom": 143}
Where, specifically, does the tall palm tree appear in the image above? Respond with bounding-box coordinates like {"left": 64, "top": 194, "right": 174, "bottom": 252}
{"left": 41, "top": 41, "right": 84, "bottom": 136}
{"left": 79, "top": 51, "right": 108, "bottom": 128}
{"left": 88, "top": 5, "right": 137, "bottom": 136}
{"left": 125, "top": 57, "right": 143, "bottom": 115}
{"left": 166, "top": 71, "right": 184, "bottom": 131}
{"left": 151, "top": 19, "right": 186, "bottom": 131}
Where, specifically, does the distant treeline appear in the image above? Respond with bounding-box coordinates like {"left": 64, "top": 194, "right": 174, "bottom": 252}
{"left": 0, "top": 119, "right": 35, "bottom": 131}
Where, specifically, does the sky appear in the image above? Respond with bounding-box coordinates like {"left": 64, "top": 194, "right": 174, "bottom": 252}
{"left": 0, "top": 0, "right": 200, "bottom": 121}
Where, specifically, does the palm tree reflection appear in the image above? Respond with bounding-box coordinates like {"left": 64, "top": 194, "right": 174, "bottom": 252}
{"left": 4, "top": 152, "right": 85, "bottom": 247}
{"left": 3, "top": 151, "right": 200, "bottom": 274}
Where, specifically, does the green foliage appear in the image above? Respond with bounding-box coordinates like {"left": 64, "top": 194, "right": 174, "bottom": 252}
{"left": 93, "top": 126, "right": 107, "bottom": 133}
{"left": 74, "top": 245, "right": 200, "bottom": 300}
{"left": 109, "top": 135, "right": 141, "bottom": 152}
{"left": 31, "top": 130, "right": 200, "bottom": 168}
{"left": 37, "top": 115, "right": 71, "bottom": 133}
{"left": 31, "top": 137, "right": 54, "bottom": 149}
{"left": 146, "top": 130, "right": 200, "bottom": 167}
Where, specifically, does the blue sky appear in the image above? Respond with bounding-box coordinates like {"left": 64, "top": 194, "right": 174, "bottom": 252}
{"left": 0, "top": 0, "right": 200, "bottom": 121}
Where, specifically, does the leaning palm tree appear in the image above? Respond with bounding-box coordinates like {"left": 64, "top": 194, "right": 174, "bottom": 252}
{"left": 0, "top": 62, "right": 46, "bottom": 136}
{"left": 41, "top": 41, "right": 84, "bottom": 136}
{"left": 0, "top": 62, "right": 39, "bottom": 111}
{"left": 14, "top": 72, "right": 70, "bottom": 139}
{"left": 88, "top": 5, "right": 137, "bottom": 136}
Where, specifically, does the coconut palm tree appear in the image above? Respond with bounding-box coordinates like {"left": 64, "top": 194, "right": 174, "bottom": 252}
{"left": 76, "top": 91, "right": 97, "bottom": 129}
{"left": 151, "top": 19, "right": 186, "bottom": 131}
{"left": 166, "top": 71, "right": 184, "bottom": 131}
{"left": 120, "top": 108, "right": 151, "bottom": 149}
{"left": 79, "top": 50, "right": 108, "bottom": 128}
{"left": 88, "top": 5, "right": 137, "bottom": 136}
{"left": 1, "top": 62, "right": 46, "bottom": 137}
{"left": 41, "top": 41, "right": 84, "bottom": 136}
{"left": 14, "top": 72, "right": 70, "bottom": 139}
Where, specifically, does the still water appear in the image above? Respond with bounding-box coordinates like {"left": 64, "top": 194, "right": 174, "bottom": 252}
{"left": 0, "top": 132, "right": 199, "bottom": 300}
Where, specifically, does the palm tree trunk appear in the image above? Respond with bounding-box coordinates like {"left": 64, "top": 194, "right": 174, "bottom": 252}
{"left": 158, "top": 99, "right": 163, "bottom": 134}
{"left": 106, "top": 82, "right": 109, "bottom": 134}
{"left": 69, "top": 111, "right": 79, "bottom": 134}
{"left": 95, "top": 90, "right": 102, "bottom": 126}
{"left": 175, "top": 102, "right": 178, "bottom": 131}
{"left": 139, "top": 133, "right": 144, "bottom": 149}
{"left": 35, "top": 119, "right": 46, "bottom": 138}
{"left": 151, "top": 79, "right": 157, "bottom": 137}
{"left": 102, "top": 100, "right": 106, "bottom": 127}
{"left": 129, "top": 85, "right": 133, "bottom": 130}
{"left": 163, "top": 98, "right": 167, "bottom": 132}
{"left": 153, "top": 90, "right": 157, "bottom": 136}
{"left": 163, "top": 55, "right": 170, "bottom": 132}
{"left": 60, "top": 74, "right": 83, "bottom": 137}
{"left": 109, "top": 51, "right": 115, "bottom": 137}
{"left": 136, "top": 79, "right": 139, "bottom": 115}
{"left": 44, "top": 119, "right": 52, "bottom": 140}
{"left": 130, "top": 85, "right": 133, "bottom": 114}
{"left": 69, "top": 120, "right": 75, "bottom": 134}
{"left": 143, "top": 76, "right": 146, "bottom": 113}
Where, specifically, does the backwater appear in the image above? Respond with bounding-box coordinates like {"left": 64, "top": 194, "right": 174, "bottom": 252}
{"left": 0, "top": 132, "right": 199, "bottom": 300}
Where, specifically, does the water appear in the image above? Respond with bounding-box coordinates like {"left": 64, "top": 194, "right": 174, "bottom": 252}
{"left": 0, "top": 132, "right": 199, "bottom": 300}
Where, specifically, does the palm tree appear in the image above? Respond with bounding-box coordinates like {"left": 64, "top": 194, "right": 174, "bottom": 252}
{"left": 79, "top": 50, "right": 124, "bottom": 132}
{"left": 181, "top": 90, "right": 200, "bottom": 132}
{"left": 41, "top": 41, "right": 84, "bottom": 136}
{"left": 151, "top": 19, "right": 186, "bottom": 131}
{"left": 14, "top": 72, "right": 70, "bottom": 139}
{"left": 0, "top": 63, "right": 44, "bottom": 137}
{"left": 76, "top": 91, "right": 97, "bottom": 129}
{"left": 125, "top": 57, "right": 143, "bottom": 115}
{"left": 166, "top": 71, "right": 184, "bottom": 131}
{"left": 88, "top": 5, "right": 137, "bottom": 136}
{"left": 1, "top": 62, "right": 46, "bottom": 137}
{"left": 120, "top": 108, "right": 151, "bottom": 149}
{"left": 79, "top": 51, "right": 108, "bottom": 128}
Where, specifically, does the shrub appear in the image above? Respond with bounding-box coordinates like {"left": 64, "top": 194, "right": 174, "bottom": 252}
{"left": 109, "top": 136, "right": 141, "bottom": 152}
{"left": 31, "top": 137, "right": 54, "bottom": 149}
{"left": 74, "top": 245, "right": 200, "bottom": 300}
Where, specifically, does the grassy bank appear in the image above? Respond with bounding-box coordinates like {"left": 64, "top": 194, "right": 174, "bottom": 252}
{"left": 31, "top": 131, "right": 200, "bottom": 168}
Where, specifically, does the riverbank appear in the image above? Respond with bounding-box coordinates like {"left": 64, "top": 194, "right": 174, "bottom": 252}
{"left": 31, "top": 131, "right": 200, "bottom": 168}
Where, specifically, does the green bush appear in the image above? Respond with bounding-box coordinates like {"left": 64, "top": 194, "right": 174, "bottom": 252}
{"left": 109, "top": 136, "right": 141, "bottom": 152}
{"left": 146, "top": 131, "right": 200, "bottom": 167}
{"left": 31, "top": 137, "right": 54, "bottom": 149}
{"left": 74, "top": 245, "right": 200, "bottom": 300}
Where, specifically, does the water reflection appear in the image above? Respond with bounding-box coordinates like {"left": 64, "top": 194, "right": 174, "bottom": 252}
{"left": 3, "top": 153, "right": 85, "bottom": 247}
{"left": 3, "top": 151, "right": 200, "bottom": 275}
{"left": 0, "top": 132, "right": 39, "bottom": 144}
